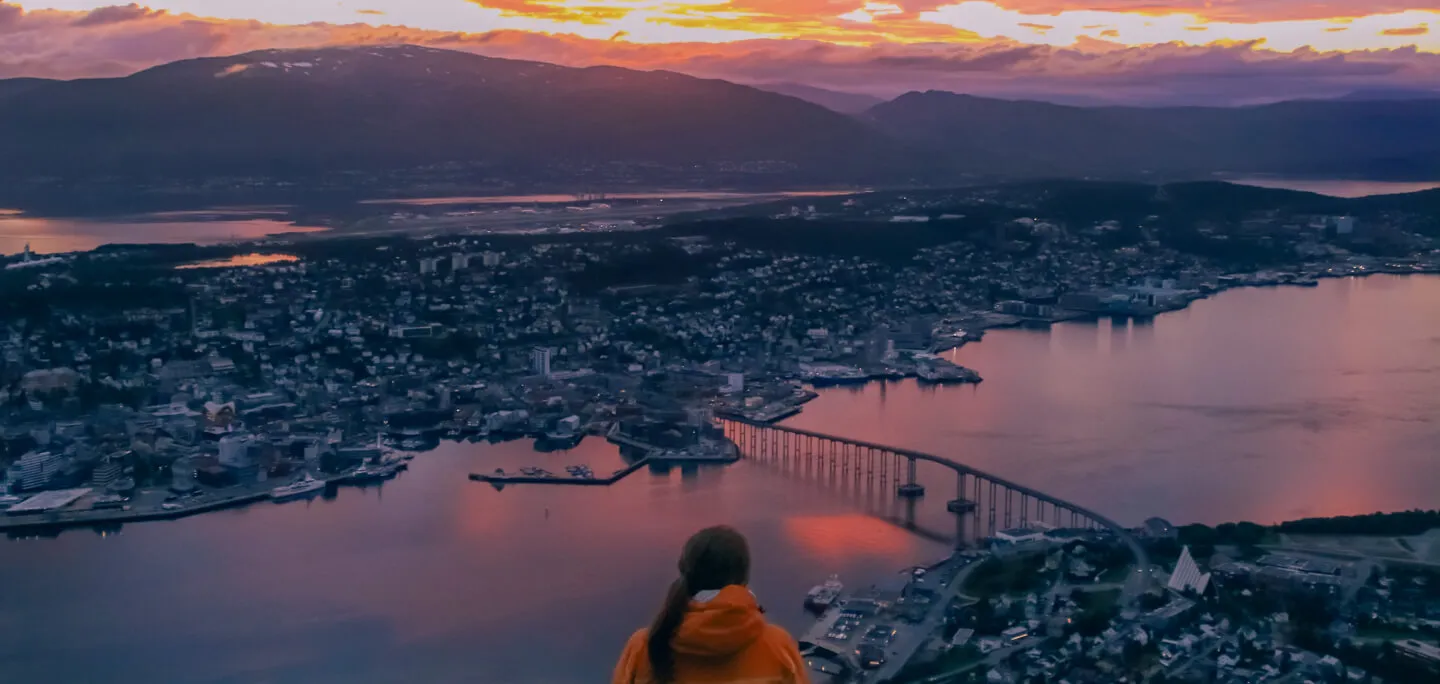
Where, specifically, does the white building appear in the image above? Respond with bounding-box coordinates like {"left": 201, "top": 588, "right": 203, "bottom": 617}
{"left": 1333, "top": 216, "right": 1356, "bottom": 235}
{"left": 1167, "top": 545, "right": 1212, "bottom": 594}
{"left": 451, "top": 252, "right": 470, "bottom": 271}
{"left": 994, "top": 526, "right": 1049, "bottom": 544}
{"left": 18, "top": 450, "right": 61, "bottom": 490}
{"left": 530, "top": 346, "right": 553, "bottom": 378}
{"left": 91, "top": 455, "right": 124, "bottom": 487}
{"left": 723, "top": 373, "right": 745, "bottom": 395}
{"left": 481, "top": 251, "right": 502, "bottom": 267}
{"left": 218, "top": 434, "right": 255, "bottom": 468}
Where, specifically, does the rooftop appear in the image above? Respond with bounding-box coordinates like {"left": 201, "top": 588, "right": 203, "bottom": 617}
{"left": 5, "top": 488, "right": 92, "bottom": 514}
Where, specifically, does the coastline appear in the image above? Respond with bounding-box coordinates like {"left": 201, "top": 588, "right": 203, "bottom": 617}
{"left": 5, "top": 264, "right": 1437, "bottom": 534}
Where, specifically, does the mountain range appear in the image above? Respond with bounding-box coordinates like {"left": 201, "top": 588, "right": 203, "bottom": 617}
{"left": 864, "top": 91, "right": 1440, "bottom": 180}
{"left": 1, "top": 45, "right": 1438, "bottom": 188}
{"left": 0, "top": 45, "right": 909, "bottom": 184}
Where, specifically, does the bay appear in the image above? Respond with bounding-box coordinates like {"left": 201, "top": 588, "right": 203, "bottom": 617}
{"left": 0, "top": 212, "right": 326, "bottom": 256}
{"left": 0, "top": 275, "right": 1436, "bottom": 683}
{"left": 1227, "top": 178, "right": 1440, "bottom": 197}
{"left": 788, "top": 274, "right": 1440, "bottom": 527}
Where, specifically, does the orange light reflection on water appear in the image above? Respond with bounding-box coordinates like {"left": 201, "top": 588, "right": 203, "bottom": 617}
{"left": 176, "top": 253, "right": 300, "bottom": 269}
{"left": 782, "top": 514, "right": 916, "bottom": 563}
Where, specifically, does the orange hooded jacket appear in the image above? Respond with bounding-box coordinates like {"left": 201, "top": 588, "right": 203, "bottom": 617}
{"left": 612, "top": 585, "right": 809, "bottom": 684}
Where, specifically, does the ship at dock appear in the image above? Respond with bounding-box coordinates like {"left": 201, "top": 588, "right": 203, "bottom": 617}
{"left": 805, "top": 575, "right": 844, "bottom": 612}
{"left": 915, "top": 362, "right": 982, "bottom": 384}
{"left": 270, "top": 473, "right": 326, "bottom": 502}
{"left": 800, "top": 364, "right": 870, "bottom": 387}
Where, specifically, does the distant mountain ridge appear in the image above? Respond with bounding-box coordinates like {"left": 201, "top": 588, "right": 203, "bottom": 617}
{"left": 1, "top": 46, "right": 1439, "bottom": 191}
{"left": 0, "top": 45, "right": 912, "bottom": 183}
{"left": 1335, "top": 88, "right": 1440, "bottom": 102}
{"left": 748, "top": 82, "right": 884, "bottom": 114}
{"left": 864, "top": 90, "right": 1440, "bottom": 179}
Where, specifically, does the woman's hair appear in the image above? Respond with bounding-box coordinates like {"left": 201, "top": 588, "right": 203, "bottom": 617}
{"left": 647, "top": 525, "right": 751, "bottom": 683}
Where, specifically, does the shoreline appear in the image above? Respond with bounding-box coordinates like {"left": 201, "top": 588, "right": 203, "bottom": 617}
{"left": 799, "top": 267, "right": 1440, "bottom": 394}
{"left": 4, "top": 266, "right": 1436, "bottom": 535}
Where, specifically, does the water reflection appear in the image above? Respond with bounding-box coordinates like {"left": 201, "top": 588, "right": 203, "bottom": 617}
{"left": 1229, "top": 177, "right": 1440, "bottom": 197}
{"left": 1, "top": 278, "right": 1435, "bottom": 683}
{"left": 791, "top": 275, "right": 1440, "bottom": 527}
{"left": 0, "top": 213, "right": 326, "bottom": 256}
{"left": 177, "top": 253, "right": 300, "bottom": 270}
{"left": 0, "top": 436, "right": 951, "bottom": 684}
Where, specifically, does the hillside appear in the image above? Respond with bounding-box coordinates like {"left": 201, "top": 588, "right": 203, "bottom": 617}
{"left": 4, "top": 49, "right": 1440, "bottom": 195}
{"left": 0, "top": 45, "right": 913, "bottom": 184}
{"left": 748, "top": 82, "right": 885, "bottom": 114}
{"left": 865, "top": 91, "right": 1440, "bottom": 180}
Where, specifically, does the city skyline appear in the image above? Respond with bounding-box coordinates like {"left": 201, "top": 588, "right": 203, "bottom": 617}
{"left": 3, "top": 1, "right": 1439, "bottom": 103}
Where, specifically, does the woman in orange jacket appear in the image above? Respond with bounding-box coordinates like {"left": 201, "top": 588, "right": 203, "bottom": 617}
{"left": 613, "top": 525, "right": 809, "bottom": 684}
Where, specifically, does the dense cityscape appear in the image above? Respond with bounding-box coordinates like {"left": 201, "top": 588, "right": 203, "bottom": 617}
{"left": 1, "top": 181, "right": 1438, "bottom": 682}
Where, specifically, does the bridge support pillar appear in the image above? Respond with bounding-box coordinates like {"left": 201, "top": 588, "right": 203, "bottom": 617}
{"left": 897, "top": 456, "right": 924, "bottom": 498}
{"left": 988, "top": 481, "right": 997, "bottom": 536}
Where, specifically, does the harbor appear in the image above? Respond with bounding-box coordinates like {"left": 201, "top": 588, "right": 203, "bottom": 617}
{"left": 470, "top": 457, "right": 649, "bottom": 487}
{"left": 0, "top": 452, "right": 412, "bottom": 535}
{"left": 472, "top": 435, "right": 739, "bottom": 487}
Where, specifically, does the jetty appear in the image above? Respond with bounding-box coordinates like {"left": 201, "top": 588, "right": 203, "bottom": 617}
{"left": 470, "top": 457, "right": 650, "bottom": 487}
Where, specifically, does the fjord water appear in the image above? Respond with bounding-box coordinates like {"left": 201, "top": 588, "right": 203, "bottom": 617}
{"left": 1, "top": 275, "right": 1437, "bottom": 683}
{"left": 1228, "top": 178, "right": 1440, "bottom": 197}
{"left": 0, "top": 212, "right": 325, "bottom": 255}
{"left": 789, "top": 275, "right": 1440, "bottom": 527}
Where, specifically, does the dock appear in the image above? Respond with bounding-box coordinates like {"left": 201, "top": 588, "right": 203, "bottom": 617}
{"left": 470, "top": 457, "right": 651, "bottom": 487}
{"left": 606, "top": 432, "right": 659, "bottom": 452}
{"left": 608, "top": 432, "right": 741, "bottom": 465}
{"left": 1, "top": 489, "right": 275, "bottom": 533}
{"left": 0, "top": 472, "right": 360, "bottom": 534}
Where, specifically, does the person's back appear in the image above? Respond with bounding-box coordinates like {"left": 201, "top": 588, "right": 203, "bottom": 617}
{"left": 612, "top": 526, "right": 808, "bottom": 684}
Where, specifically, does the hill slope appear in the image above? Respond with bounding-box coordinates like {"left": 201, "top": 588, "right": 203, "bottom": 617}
{"left": 748, "top": 82, "right": 885, "bottom": 114}
{"left": 865, "top": 91, "right": 1440, "bottom": 179}
{"left": 0, "top": 45, "right": 912, "bottom": 183}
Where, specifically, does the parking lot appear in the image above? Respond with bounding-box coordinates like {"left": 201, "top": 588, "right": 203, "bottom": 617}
{"left": 799, "top": 554, "right": 981, "bottom": 681}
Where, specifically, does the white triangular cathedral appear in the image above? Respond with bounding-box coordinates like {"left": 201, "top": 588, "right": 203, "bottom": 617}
{"left": 1167, "top": 545, "right": 1211, "bottom": 594}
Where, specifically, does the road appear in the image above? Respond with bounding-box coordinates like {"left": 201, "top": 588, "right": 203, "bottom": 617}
{"left": 846, "top": 556, "right": 985, "bottom": 683}
{"left": 915, "top": 635, "right": 1050, "bottom": 684}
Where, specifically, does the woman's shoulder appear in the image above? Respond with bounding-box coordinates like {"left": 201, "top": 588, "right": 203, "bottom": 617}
{"left": 624, "top": 627, "right": 651, "bottom": 651}
{"left": 759, "top": 624, "right": 803, "bottom": 658}
{"left": 760, "top": 623, "right": 798, "bottom": 646}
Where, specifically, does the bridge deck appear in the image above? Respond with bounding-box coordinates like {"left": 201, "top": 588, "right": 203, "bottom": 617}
{"left": 721, "top": 417, "right": 1150, "bottom": 600}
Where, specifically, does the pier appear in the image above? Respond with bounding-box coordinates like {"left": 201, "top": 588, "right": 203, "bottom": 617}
{"left": 469, "top": 456, "right": 651, "bottom": 487}
{"left": 2, "top": 487, "right": 286, "bottom": 534}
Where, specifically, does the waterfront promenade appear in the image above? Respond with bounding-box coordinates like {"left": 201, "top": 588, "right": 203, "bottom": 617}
{"left": 0, "top": 476, "right": 331, "bottom": 534}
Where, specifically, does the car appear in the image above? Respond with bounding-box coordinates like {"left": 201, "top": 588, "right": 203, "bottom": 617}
{"left": 863, "top": 625, "right": 897, "bottom": 645}
{"left": 856, "top": 644, "right": 887, "bottom": 669}
{"left": 825, "top": 629, "right": 851, "bottom": 641}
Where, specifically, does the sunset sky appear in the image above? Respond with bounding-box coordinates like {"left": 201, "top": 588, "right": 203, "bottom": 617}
{"left": 3, "top": 1, "right": 1439, "bottom": 104}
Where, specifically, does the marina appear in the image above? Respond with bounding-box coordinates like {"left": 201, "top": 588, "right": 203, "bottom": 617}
{"left": 0, "top": 456, "right": 411, "bottom": 534}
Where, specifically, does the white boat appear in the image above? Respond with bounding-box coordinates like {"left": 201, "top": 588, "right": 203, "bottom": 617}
{"left": 801, "top": 365, "right": 869, "bottom": 386}
{"left": 805, "top": 575, "right": 844, "bottom": 611}
{"left": 271, "top": 473, "right": 326, "bottom": 501}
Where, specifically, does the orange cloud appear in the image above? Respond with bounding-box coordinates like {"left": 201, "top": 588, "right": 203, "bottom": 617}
{"left": 1, "top": 2, "right": 1438, "bottom": 106}
{"left": 12, "top": 2, "right": 1440, "bottom": 50}
{"left": 1381, "top": 24, "right": 1428, "bottom": 36}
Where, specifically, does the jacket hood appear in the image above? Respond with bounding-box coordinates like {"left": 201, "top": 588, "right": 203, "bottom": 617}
{"left": 671, "top": 585, "right": 765, "bottom": 658}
